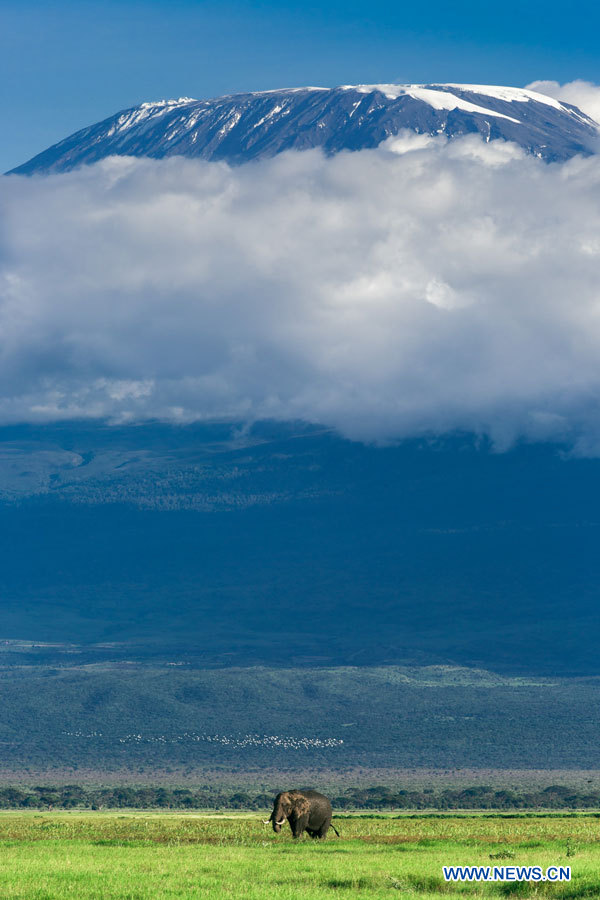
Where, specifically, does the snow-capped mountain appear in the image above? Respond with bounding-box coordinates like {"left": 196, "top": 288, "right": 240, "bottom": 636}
{"left": 9, "top": 83, "right": 600, "bottom": 174}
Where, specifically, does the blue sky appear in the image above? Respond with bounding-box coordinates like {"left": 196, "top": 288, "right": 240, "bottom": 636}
{"left": 3, "top": 0, "right": 600, "bottom": 173}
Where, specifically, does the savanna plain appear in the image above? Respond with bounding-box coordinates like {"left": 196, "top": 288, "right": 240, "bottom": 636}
{"left": 0, "top": 810, "right": 598, "bottom": 899}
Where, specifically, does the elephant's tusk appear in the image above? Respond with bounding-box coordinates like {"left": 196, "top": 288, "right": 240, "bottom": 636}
{"left": 262, "top": 819, "right": 271, "bottom": 825}
{"left": 275, "top": 818, "right": 286, "bottom": 825}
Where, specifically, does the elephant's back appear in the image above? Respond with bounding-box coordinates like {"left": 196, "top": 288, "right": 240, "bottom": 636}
{"left": 302, "top": 790, "right": 332, "bottom": 811}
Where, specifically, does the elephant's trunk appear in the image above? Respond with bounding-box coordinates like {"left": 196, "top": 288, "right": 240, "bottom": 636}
{"left": 272, "top": 809, "right": 286, "bottom": 832}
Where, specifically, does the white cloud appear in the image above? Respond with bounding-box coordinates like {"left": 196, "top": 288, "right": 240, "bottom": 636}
{"left": 2, "top": 135, "right": 600, "bottom": 451}
{"left": 527, "top": 79, "right": 600, "bottom": 126}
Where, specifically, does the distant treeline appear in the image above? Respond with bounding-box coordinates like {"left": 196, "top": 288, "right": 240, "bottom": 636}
{"left": 1, "top": 784, "right": 600, "bottom": 811}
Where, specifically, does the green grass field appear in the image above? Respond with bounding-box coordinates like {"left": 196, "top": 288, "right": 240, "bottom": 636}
{"left": 0, "top": 811, "right": 598, "bottom": 899}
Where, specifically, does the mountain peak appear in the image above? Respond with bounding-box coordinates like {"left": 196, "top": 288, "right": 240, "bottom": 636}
{"left": 9, "top": 82, "right": 599, "bottom": 175}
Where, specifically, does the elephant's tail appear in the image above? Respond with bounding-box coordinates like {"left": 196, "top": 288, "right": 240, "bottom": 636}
{"left": 330, "top": 822, "right": 341, "bottom": 837}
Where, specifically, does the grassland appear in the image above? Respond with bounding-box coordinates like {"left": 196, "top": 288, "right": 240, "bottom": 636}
{"left": 0, "top": 811, "right": 598, "bottom": 898}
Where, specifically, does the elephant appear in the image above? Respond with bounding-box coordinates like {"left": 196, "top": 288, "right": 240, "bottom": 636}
{"left": 263, "top": 789, "right": 340, "bottom": 839}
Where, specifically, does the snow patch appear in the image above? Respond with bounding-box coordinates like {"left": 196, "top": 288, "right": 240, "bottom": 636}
{"left": 253, "top": 105, "right": 285, "bottom": 129}
{"left": 139, "top": 97, "right": 197, "bottom": 109}
{"left": 108, "top": 98, "right": 199, "bottom": 136}
{"left": 218, "top": 110, "right": 242, "bottom": 137}
{"left": 249, "top": 87, "right": 329, "bottom": 95}
{"left": 439, "top": 84, "right": 566, "bottom": 109}
{"left": 341, "top": 84, "right": 521, "bottom": 123}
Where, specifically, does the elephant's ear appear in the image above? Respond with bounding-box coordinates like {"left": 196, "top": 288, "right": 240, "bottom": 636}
{"left": 292, "top": 794, "right": 310, "bottom": 817}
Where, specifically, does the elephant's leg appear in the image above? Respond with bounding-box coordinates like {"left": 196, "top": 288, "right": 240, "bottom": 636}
{"left": 316, "top": 819, "right": 331, "bottom": 839}
{"left": 291, "top": 815, "right": 309, "bottom": 839}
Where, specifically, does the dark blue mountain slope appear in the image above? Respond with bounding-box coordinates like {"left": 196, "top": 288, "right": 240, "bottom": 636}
{"left": 9, "top": 83, "right": 599, "bottom": 174}
{"left": 0, "top": 422, "right": 597, "bottom": 676}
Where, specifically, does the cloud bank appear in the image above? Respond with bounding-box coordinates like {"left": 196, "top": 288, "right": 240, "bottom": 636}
{"left": 2, "top": 128, "right": 600, "bottom": 450}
